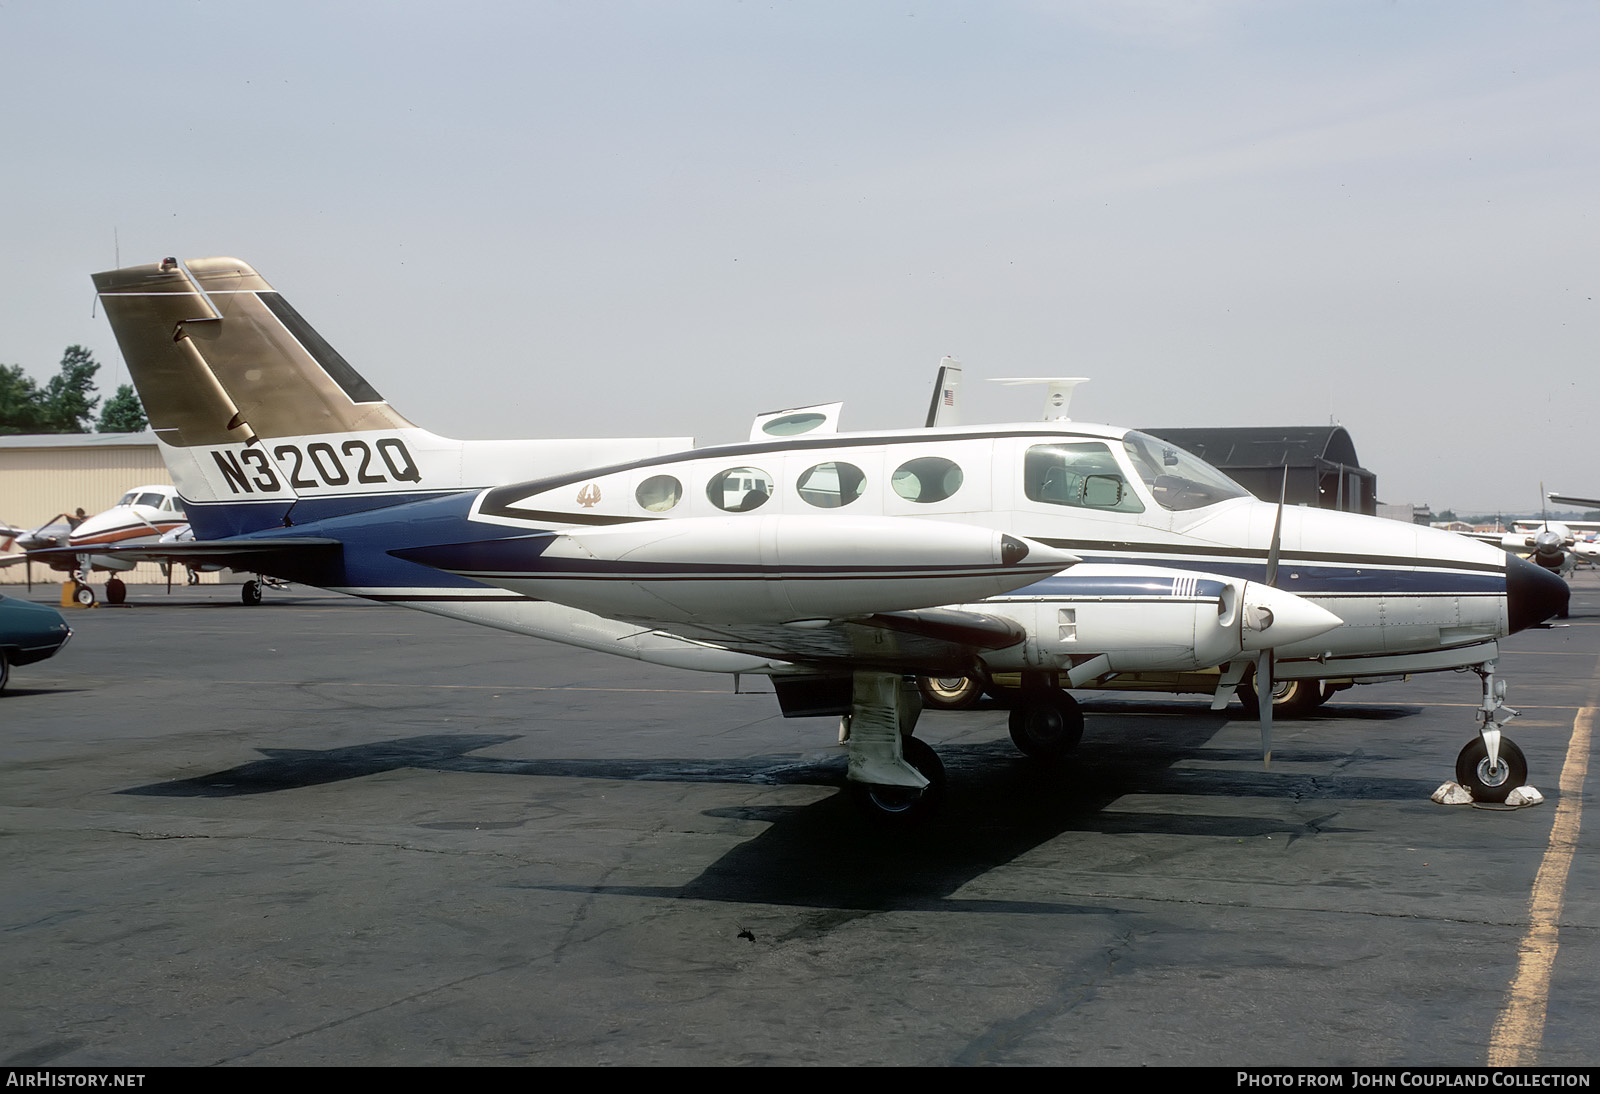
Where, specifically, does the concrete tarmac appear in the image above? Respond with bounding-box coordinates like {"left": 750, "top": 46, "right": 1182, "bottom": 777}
{"left": 2, "top": 573, "right": 1597, "bottom": 1066}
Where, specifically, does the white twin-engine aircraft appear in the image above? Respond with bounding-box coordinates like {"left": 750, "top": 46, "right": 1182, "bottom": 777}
{"left": 5, "top": 486, "right": 188, "bottom": 604}
{"left": 83, "top": 256, "right": 1568, "bottom": 821}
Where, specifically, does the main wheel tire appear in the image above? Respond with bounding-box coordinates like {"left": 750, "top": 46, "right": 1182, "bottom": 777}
{"left": 1238, "top": 676, "right": 1324, "bottom": 718}
{"left": 105, "top": 578, "right": 127, "bottom": 605}
{"left": 1456, "top": 737, "right": 1528, "bottom": 804}
{"left": 1008, "top": 691, "right": 1085, "bottom": 762}
{"left": 917, "top": 674, "right": 983, "bottom": 711}
{"left": 241, "top": 580, "right": 263, "bottom": 606}
{"left": 850, "top": 736, "right": 947, "bottom": 825}
{"left": 0, "top": 651, "right": 10, "bottom": 695}
{"left": 73, "top": 583, "right": 95, "bottom": 607}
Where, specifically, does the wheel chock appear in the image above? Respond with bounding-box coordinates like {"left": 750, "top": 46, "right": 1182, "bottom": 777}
{"left": 1431, "top": 780, "right": 1543, "bottom": 807}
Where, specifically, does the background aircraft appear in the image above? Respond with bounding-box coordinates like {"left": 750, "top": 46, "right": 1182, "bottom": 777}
{"left": 79, "top": 256, "right": 1569, "bottom": 820}
{"left": 9, "top": 486, "right": 187, "bottom": 605}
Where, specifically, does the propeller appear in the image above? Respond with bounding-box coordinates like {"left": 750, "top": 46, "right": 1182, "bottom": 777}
{"left": 1256, "top": 466, "right": 1289, "bottom": 768}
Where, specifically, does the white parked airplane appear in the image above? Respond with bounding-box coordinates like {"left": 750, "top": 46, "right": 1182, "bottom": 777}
{"left": 5, "top": 487, "right": 189, "bottom": 604}
{"left": 72, "top": 256, "right": 1569, "bottom": 819}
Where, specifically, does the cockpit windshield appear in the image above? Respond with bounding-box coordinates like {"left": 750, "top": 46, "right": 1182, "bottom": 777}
{"left": 1120, "top": 431, "right": 1251, "bottom": 512}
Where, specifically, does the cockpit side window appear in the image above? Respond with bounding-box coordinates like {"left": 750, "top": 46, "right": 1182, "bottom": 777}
{"left": 136, "top": 492, "right": 165, "bottom": 508}
{"left": 1023, "top": 443, "right": 1144, "bottom": 513}
{"left": 1120, "top": 431, "right": 1250, "bottom": 512}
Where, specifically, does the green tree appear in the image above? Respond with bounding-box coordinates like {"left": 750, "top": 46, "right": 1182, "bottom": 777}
{"left": 41, "top": 345, "right": 100, "bottom": 432}
{"left": 0, "top": 363, "right": 47, "bottom": 434}
{"left": 96, "top": 383, "right": 148, "bottom": 432}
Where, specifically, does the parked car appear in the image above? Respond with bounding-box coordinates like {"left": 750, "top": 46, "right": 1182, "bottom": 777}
{"left": 0, "top": 593, "right": 72, "bottom": 694}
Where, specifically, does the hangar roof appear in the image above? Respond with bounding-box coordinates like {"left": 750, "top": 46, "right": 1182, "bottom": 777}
{"left": 1140, "top": 426, "right": 1362, "bottom": 471}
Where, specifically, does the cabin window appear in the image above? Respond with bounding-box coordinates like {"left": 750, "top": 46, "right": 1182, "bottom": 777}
{"left": 1023, "top": 443, "right": 1145, "bottom": 513}
{"left": 707, "top": 467, "right": 774, "bottom": 512}
{"left": 170, "top": 497, "right": 186, "bottom": 516}
{"left": 635, "top": 475, "right": 683, "bottom": 513}
{"left": 891, "top": 457, "right": 963, "bottom": 503}
{"left": 797, "top": 461, "right": 866, "bottom": 508}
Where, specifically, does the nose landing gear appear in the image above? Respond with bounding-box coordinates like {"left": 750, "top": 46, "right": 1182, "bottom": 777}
{"left": 1454, "top": 662, "right": 1530, "bottom": 804}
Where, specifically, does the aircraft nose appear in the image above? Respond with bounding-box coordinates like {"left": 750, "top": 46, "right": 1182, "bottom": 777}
{"left": 1507, "top": 552, "right": 1569, "bottom": 631}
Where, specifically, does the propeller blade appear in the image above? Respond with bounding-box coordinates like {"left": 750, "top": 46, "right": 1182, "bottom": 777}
{"left": 1256, "top": 468, "right": 1287, "bottom": 767}
{"left": 1264, "top": 466, "right": 1288, "bottom": 588}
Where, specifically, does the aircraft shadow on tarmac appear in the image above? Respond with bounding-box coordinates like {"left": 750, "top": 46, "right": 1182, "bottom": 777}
{"left": 116, "top": 703, "right": 1446, "bottom": 913}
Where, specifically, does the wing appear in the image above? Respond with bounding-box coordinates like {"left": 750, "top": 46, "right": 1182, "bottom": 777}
{"left": 651, "top": 606, "right": 1026, "bottom": 674}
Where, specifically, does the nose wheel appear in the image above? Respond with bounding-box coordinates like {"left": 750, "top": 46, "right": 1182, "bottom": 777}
{"left": 1457, "top": 661, "right": 1531, "bottom": 804}
{"left": 1455, "top": 737, "right": 1528, "bottom": 804}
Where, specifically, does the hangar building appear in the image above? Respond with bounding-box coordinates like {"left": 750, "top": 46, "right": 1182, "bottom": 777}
{"left": 1140, "top": 425, "right": 1377, "bottom": 516}
{"left": 0, "top": 432, "right": 207, "bottom": 585}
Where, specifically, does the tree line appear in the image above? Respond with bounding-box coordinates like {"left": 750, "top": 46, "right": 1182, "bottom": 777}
{"left": 0, "top": 346, "right": 148, "bottom": 434}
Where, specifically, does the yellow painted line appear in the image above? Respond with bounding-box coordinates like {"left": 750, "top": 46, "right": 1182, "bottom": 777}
{"left": 1335, "top": 702, "right": 1585, "bottom": 712}
{"left": 1486, "top": 691, "right": 1596, "bottom": 1064}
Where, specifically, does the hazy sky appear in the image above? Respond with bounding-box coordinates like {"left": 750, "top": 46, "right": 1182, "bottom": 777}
{"left": 3, "top": 1, "right": 1595, "bottom": 513}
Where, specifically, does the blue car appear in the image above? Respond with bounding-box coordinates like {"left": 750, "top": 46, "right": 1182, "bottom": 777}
{"left": 0, "top": 593, "right": 72, "bottom": 694}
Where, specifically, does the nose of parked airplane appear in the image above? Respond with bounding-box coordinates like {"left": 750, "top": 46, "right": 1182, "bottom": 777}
{"left": 1507, "top": 552, "right": 1569, "bottom": 632}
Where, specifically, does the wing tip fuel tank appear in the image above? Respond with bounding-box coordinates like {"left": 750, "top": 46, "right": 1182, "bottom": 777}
{"left": 393, "top": 515, "right": 1079, "bottom": 624}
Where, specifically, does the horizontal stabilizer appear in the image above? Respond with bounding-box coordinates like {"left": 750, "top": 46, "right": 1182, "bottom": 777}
{"left": 25, "top": 537, "right": 341, "bottom": 575}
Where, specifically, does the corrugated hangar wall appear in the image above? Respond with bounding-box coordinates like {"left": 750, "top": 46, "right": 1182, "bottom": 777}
{"left": 0, "top": 433, "right": 218, "bottom": 585}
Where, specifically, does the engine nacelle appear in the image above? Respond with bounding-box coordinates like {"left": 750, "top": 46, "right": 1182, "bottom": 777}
{"left": 974, "top": 565, "right": 1341, "bottom": 675}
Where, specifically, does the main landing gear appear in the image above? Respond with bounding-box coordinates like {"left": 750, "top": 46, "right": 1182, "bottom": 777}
{"left": 842, "top": 670, "right": 1089, "bottom": 823}
{"left": 1455, "top": 661, "right": 1528, "bottom": 804}
{"left": 842, "top": 672, "right": 946, "bottom": 824}
{"left": 240, "top": 575, "right": 289, "bottom": 605}
{"left": 1007, "top": 671, "right": 1084, "bottom": 763}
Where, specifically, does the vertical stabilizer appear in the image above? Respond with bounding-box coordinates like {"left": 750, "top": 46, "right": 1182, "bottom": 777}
{"left": 95, "top": 256, "right": 434, "bottom": 536}
{"left": 94, "top": 256, "right": 696, "bottom": 539}
{"left": 924, "top": 357, "right": 962, "bottom": 428}
{"left": 94, "top": 258, "right": 297, "bottom": 536}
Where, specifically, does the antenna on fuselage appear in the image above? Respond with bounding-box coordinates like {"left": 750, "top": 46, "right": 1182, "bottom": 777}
{"left": 990, "top": 377, "right": 1090, "bottom": 421}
